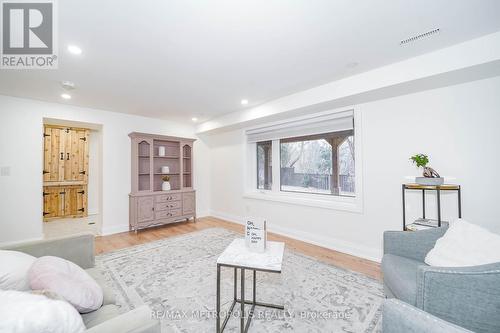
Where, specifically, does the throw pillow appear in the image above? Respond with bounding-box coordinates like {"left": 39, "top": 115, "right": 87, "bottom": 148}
{"left": 0, "top": 290, "right": 85, "bottom": 333}
{"left": 425, "top": 219, "right": 500, "bottom": 267}
{"left": 29, "top": 256, "right": 103, "bottom": 313}
{"left": 0, "top": 250, "right": 36, "bottom": 290}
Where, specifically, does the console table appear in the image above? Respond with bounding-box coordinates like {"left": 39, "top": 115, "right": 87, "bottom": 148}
{"left": 402, "top": 183, "right": 461, "bottom": 231}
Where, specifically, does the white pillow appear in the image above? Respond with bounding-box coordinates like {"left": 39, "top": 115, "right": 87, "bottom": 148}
{"left": 29, "top": 256, "right": 103, "bottom": 313}
{"left": 425, "top": 219, "right": 500, "bottom": 267}
{"left": 0, "top": 290, "right": 85, "bottom": 333}
{"left": 0, "top": 250, "right": 36, "bottom": 290}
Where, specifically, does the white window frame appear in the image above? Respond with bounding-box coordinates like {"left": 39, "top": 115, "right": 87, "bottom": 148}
{"left": 244, "top": 107, "right": 363, "bottom": 213}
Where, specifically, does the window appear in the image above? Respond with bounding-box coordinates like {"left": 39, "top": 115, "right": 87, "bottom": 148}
{"left": 280, "top": 131, "right": 354, "bottom": 196}
{"left": 257, "top": 141, "right": 272, "bottom": 190}
{"left": 246, "top": 109, "right": 361, "bottom": 211}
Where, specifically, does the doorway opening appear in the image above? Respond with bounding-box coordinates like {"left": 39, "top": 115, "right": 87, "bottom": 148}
{"left": 42, "top": 118, "right": 103, "bottom": 238}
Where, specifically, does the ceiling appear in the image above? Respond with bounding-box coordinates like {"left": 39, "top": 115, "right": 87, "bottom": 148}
{"left": 1, "top": 0, "right": 500, "bottom": 123}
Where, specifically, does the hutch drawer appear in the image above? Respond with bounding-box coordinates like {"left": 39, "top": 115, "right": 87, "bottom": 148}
{"left": 155, "top": 209, "right": 181, "bottom": 220}
{"left": 156, "top": 193, "right": 182, "bottom": 203}
{"left": 155, "top": 201, "right": 181, "bottom": 211}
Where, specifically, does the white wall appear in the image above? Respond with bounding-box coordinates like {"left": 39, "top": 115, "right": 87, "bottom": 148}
{"left": 205, "top": 76, "right": 500, "bottom": 261}
{"left": 87, "top": 129, "right": 101, "bottom": 216}
{"left": 0, "top": 95, "right": 210, "bottom": 245}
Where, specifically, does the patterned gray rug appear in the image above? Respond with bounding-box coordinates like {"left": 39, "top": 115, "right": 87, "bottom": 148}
{"left": 95, "top": 227, "right": 383, "bottom": 333}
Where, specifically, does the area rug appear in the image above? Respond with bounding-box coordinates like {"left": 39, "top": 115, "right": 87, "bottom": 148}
{"left": 95, "top": 227, "right": 383, "bottom": 332}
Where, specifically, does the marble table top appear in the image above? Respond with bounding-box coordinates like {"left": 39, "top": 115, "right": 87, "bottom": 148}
{"left": 217, "top": 239, "right": 285, "bottom": 272}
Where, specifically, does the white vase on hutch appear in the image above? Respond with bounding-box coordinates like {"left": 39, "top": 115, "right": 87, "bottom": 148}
{"left": 162, "top": 181, "right": 171, "bottom": 191}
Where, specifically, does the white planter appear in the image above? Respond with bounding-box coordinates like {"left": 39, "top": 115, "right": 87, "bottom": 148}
{"left": 158, "top": 146, "right": 166, "bottom": 157}
{"left": 162, "top": 181, "right": 171, "bottom": 191}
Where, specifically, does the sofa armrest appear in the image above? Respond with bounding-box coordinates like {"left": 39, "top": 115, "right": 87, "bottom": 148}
{"left": 85, "top": 305, "right": 160, "bottom": 333}
{"left": 416, "top": 262, "right": 500, "bottom": 333}
{"left": 2, "top": 233, "right": 95, "bottom": 269}
{"left": 383, "top": 299, "right": 472, "bottom": 333}
{"left": 383, "top": 227, "right": 447, "bottom": 261}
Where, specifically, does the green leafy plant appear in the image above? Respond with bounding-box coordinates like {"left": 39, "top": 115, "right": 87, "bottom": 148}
{"left": 410, "top": 154, "right": 429, "bottom": 168}
{"left": 162, "top": 175, "right": 170, "bottom": 182}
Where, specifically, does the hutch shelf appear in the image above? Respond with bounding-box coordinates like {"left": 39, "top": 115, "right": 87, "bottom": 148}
{"left": 129, "top": 132, "right": 196, "bottom": 232}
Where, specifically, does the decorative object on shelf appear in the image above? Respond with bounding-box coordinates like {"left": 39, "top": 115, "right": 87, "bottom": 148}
{"left": 410, "top": 153, "right": 444, "bottom": 185}
{"left": 402, "top": 183, "right": 462, "bottom": 231}
{"left": 158, "top": 146, "right": 166, "bottom": 157}
{"left": 161, "top": 166, "right": 170, "bottom": 174}
{"left": 161, "top": 175, "right": 171, "bottom": 191}
{"left": 245, "top": 218, "right": 267, "bottom": 253}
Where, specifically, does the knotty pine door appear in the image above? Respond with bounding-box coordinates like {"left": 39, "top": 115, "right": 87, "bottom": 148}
{"left": 43, "top": 126, "right": 89, "bottom": 183}
{"left": 43, "top": 125, "right": 89, "bottom": 220}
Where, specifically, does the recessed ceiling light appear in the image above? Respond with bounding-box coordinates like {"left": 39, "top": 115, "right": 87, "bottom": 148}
{"left": 61, "top": 93, "right": 71, "bottom": 100}
{"left": 241, "top": 99, "right": 248, "bottom": 105}
{"left": 67, "top": 45, "right": 82, "bottom": 55}
{"left": 191, "top": 117, "right": 198, "bottom": 122}
{"left": 346, "top": 62, "right": 359, "bottom": 68}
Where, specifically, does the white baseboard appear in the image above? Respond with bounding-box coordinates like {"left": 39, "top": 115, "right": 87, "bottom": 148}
{"left": 210, "top": 210, "right": 382, "bottom": 262}
{"left": 101, "top": 211, "right": 209, "bottom": 237}
{"left": 196, "top": 210, "right": 210, "bottom": 218}
{"left": 101, "top": 224, "right": 130, "bottom": 236}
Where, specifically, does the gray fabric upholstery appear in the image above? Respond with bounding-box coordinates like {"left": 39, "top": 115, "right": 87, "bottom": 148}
{"left": 2, "top": 233, "right": 95, "bottom": 269}
{"left": 383, "top": 227, "right": 447, "bottom": 262}
{"left": 85, "top": 267, "right": 117, "bottom": 306}
{"left": 3, "top": 234, "right": 160, "bottom": 333}
{"left": 416, "top": 262, "right": 500, "bottom": 333}
{"left": 381, "top": 254, "right": 421, "bottom": 305}
{"left": 383, "top": 299, "right": 472, "bottom": 333}
{"left": 82, "top": 304, "right": 121, "bottom": 328}
{"left": 85, "top": 305, "right": 160, "bottom": 333}
{"left": 382, "top": 227, "right": 500, "bottom": 333}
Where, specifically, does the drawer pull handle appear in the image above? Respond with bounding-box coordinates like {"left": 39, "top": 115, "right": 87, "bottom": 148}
{"left": 66, "top": 153, "right": 70, "bottom": 160}
{"left": 60, "top": 152, "right": 64, "bottom": 160}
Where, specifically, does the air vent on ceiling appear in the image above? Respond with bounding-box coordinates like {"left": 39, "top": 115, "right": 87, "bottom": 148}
{"left": 400, "top": 28, "right": 440, "bottom": 45}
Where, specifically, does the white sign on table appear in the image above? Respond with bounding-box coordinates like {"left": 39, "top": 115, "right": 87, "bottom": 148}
{"left": 245, "top": 217, "right": 267, "bottom": 253}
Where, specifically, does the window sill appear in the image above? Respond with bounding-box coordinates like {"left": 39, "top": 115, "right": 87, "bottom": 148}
{"left": 243, "top": 190, "right": 362, "bottom": 213}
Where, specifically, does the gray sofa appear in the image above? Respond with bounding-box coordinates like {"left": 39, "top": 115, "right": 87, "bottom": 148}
{"left": 382, "top": 227, "right": 500, "bottom": 333}
{"left": 2, "top": 233, "right": 160, "bottom": 333}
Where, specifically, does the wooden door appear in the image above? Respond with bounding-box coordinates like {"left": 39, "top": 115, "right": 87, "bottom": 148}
{"left": 43, "top": 126, "right": 89, "bottom": 183}
{"left": 137, "top": 197, "right": 154, "bottom": 223}
{"left": 43, "top": 186, "right": 65, "bottom": 219}
{"left": 64, "top": 185, "right": 87, "bottom": 217}
{"left": 182, "top": 192, "right": 195, "bottom": 215}
{"left": 63, "top": 128, "right": 89, "bottom": 182}
{"left": 43, "top": 127, "right": 64, "bottom": 182}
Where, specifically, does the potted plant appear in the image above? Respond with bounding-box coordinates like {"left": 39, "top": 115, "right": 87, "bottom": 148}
{"left": 410, "top": 154, "right": 443, "bottom": 185}
{"left": 161, "top": 175, "right": 171, "bottom": 191}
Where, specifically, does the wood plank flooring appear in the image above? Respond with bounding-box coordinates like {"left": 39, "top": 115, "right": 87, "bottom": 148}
{"left": 95, "top": 216, "right": 381, "bottom": 280}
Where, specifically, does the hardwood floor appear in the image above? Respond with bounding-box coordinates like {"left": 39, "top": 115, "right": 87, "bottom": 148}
{"left": 95, "top": 216, "right": 382, "bottom": 280}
